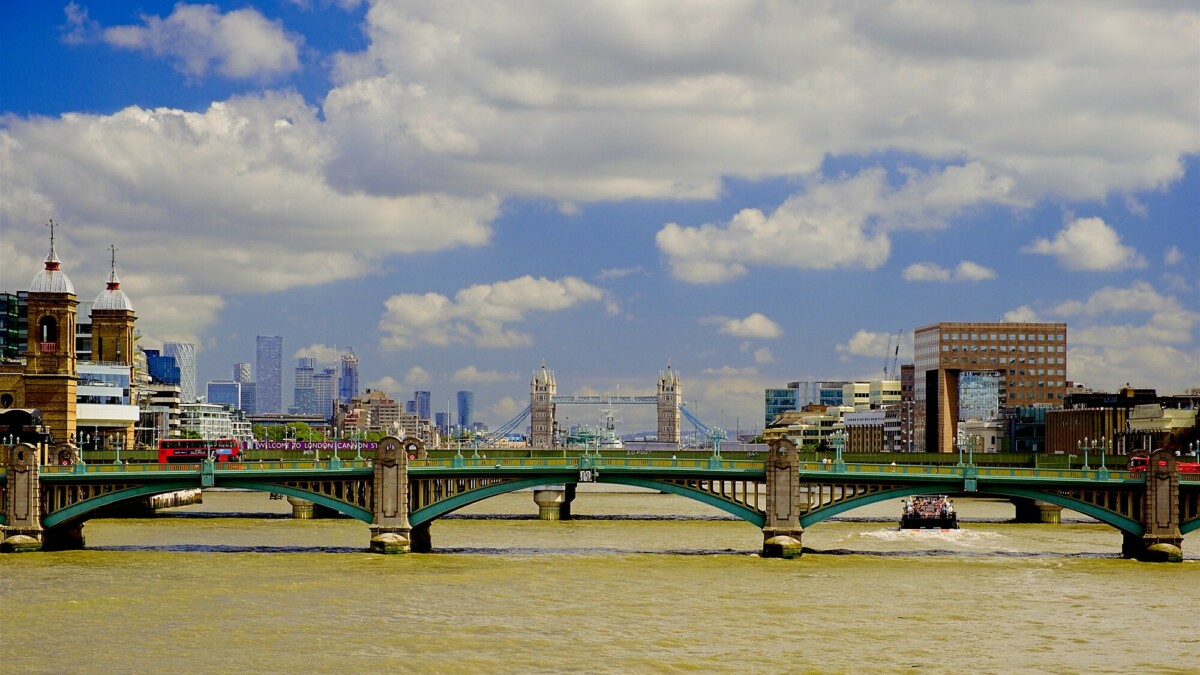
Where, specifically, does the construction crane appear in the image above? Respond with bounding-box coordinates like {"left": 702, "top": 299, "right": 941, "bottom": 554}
{"left": 883, "top": 329, "right": 903, "bottom": 380}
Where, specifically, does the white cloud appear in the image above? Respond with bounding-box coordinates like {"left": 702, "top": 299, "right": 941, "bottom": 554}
{"left": 904, "top": 259, "right": 996, "bottom": 282}
{"left": 714, "top": 313, "right": 783, "bottom": 339}
{"left": 378, "top": 275, "right": 607, "bottom": 349}
{"left": 902, "top": 263, "right": 951, "bottom": 282}
{"left": 954, "top": 260, "right": 997, "bottom": 281}
{"left": 294, "top": 343, "right": 343, "bottom": 364}
{"left": 489, "top": 395, "right": 523, "bottom": 422}
{"left": 1024, "top": 217, "right": 1147, "bottom": 271}
{"left": 753, "top": 347, "right": 775, "bottom": 364}
{"left": 99, "top": 4, "right": 302, "bottom": 80}
{"left": 657, "top": 164, "right": 1015, "bottom": 283}
{"left": 835, "top": 329, "right": 893, "bottom": 361}
{"left": 451, "top": 366, "right": 516, "bottom": 384}
{"left": 322, "top": 2, "right": 1197, "bottom": 205}
{"left": 596, "top": 266, "right": 643, "bottom": 281}
{"left": 404, "top": 366, "right": 431, "bottom": 386}
{"left": 130, "top": 293, "right": 225, "bottom": 347}
{"left": 1039, "top": 282, "right": 1199, "bottom": 392}
{"left": 366, "top": 375, "right": 404, "bottom": 396}
{"left": 1165, "top": 246, "right": 1184, "bottom": 266}
{"left": 1003, "top": 305, "right": 1041, "bottom": 323}
{"left": 701, "top": 366, "right": 759, "bottom": 377}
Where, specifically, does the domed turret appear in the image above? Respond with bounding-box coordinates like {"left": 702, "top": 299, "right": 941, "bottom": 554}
{"left": 94, "top": 246, "right": 134, "bottom": 311}
{"left": 30, "top": 220, "right": 75, "bottom": 295}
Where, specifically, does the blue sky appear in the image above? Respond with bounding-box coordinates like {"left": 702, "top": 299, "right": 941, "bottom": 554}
{"left": 2, "top": 1, "right": 1197, "bottom": 435}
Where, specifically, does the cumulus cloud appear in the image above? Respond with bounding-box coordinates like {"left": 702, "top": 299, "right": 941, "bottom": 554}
{"left": 404, "top": 366, "right": 431, "bottom": 386}
{"left": 294, "top": 343, "right": 343, "bottom": 363}
{"left": 903, "top": 260, "right": 996, "bottom": 282}
{"left": 322, "top": 2, "right": 1197, "bottom": 204}
{"left": 378, "top": 275, "right": 607, "bottom": 349}
{"left": 835, "top": 330, "right": 898, "bottom": 362}
{"left": 366, "top": 375, "right": 403, "bottom": 395}
{"left": 1024, "top": 217, "right": 1147, "bottom": 271}
{"left": 1, "top": 96, "right": 498, "bottom": 298}
{"left": 451, "top": 366, "right": 516, "bottom": 384}
{"left": 1036, "top": 281, "right": 1198, "bottom": 392}
{"left": 1165, "top": 246, "right": 1184, "bottom": 266}
{"left": 1003, "top": 305, "right": 1041, "bottom": 323}
{"left": 96, "top": 3, "right": 302, "bottom": 80}
{"left": 657, "top": 164, "right": 1015, "bottom": 283}
{"left": 711, "top": 313, "right": 783, "bottom": 339}
{"left": 753, "top": 347, "right": 775, "bottom": 364}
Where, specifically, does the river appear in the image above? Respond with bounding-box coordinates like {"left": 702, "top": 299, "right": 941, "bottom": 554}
{"left": 1, "top": 488, "right": 1196, "bottom": 673}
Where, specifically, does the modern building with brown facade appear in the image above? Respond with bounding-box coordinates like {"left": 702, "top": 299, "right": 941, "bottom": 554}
{"left": 914, "top": 322, "right": 1068, "bottom": 454}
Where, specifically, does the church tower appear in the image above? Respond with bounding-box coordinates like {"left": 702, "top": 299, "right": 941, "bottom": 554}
{"left": 657, "top": 362, "right": 681, "bottom": 445}
{"left": 529, "top": 361, "right": 556, "bottom": 448}
{"left": 23, "top": 221, "right": 79, "bottom": 444}
{"left": 90, "top": 245, "right": 137, "bottom": 366}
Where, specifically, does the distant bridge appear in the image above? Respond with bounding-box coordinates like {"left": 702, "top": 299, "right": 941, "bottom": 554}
{"left": 1, "top": 439, "right": 1194, "bottom": 561}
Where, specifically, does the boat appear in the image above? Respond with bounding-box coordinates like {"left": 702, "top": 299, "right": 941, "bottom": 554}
{"left": 598, "top": 402, "right": 624, "bottom": 449}
{"left": 899, "top": 495, "right": 958, "bottom": 529}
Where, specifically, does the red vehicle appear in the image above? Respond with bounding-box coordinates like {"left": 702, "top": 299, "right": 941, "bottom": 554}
{"left": 157, "top": 438, "right": 242, "bottom": 463}
{"left": 1127, "top": 453, "right": 1200, "bottom": 474}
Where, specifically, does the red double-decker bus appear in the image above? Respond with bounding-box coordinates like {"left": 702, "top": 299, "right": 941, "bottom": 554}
{"left": 157, "top": 438, "right": 242, "bottom": 463}
{"left": 1128, "top": 453, "right": 1200, "bottom": 474}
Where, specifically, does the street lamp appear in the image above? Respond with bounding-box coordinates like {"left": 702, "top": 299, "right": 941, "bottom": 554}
{"left": 1078, "top": 437, "right": 1091, "bottom": 471}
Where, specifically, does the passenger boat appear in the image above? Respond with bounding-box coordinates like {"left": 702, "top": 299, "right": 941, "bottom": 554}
{"left": 899, "top": 495, "right": 958, "bottom": 529}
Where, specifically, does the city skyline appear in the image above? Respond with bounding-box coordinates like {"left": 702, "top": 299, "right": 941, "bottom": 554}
{"left": 2, "top": 2, "right": 1197, "bottom": 433}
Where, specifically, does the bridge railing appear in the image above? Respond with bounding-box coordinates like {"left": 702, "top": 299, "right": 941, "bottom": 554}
{"left": 410, "top": 456, "right": 764, "bottom": 471}
{"left": 39, "top": 459, "right": 375, "bottom": 475}
{"left": 798, "top": 461, "right": 1142, "bottom": 481}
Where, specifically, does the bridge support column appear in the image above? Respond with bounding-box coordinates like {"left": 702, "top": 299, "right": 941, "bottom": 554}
{"left": 42, "top": 523, "right": 86, "bottom": 551}
{"left": 762, "top": 439, "right": 804, "bottom": 559}
{"left": 1127, "top": 449, "right": 1183, "bottom": 562}
{"left": 410, "top": 523, "right": 432, "bottom": 553}
{"left": 1, "top": 443, "right": 44, "bottom": 553}
{"left": 1011, "top": 498, "right": 1063, "bottom": 524}
{"left": 369, "top": 437, "right": 414, "bottom": 554}
{"left": 533, "top": 484, "right": 576, "bottom": 521}
{"left": 287, "top": 496, "right": 315, "bottom": 519}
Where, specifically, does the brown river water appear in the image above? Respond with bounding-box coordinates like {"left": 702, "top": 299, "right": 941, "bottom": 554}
{"left": 1, "top": 488, "right": 1196, "bottom": 674}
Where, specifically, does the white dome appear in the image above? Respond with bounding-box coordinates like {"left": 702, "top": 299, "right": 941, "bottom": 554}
{"left": 94, "top": 288, "right": 134, "bottom": 311}
{"left": 30, "top": 248, "right": 75, "bottom": 294}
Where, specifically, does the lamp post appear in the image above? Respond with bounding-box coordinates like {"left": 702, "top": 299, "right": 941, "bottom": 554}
{"left": 112, "top": 435, "right": 122, "bottom": 465}
{"left": 1078, "top": 437, "right": 1090, "bottom": 471}
{"left": 957, "top": 440, "right": 964, "bottom": 467}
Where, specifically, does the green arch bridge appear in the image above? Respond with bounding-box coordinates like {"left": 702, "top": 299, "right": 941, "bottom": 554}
{"left": 2, "top": 438, "right": 1195, "bottom": 561}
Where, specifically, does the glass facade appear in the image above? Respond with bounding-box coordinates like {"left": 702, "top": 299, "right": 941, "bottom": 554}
{"left": 457, "top": 390, "right": 474, "bottom": 430}
{"left": 256, "top": 336, "right": 283, "bottom": 413}
{"left": 163, "top": 342, "right": 196, "bottom": 403}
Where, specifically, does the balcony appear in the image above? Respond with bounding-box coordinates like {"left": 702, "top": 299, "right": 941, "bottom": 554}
{"left": 39, "top": 342, "right": 57, "bottom": 353}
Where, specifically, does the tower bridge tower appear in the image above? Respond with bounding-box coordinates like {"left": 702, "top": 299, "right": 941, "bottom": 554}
{"left": 529, "top": 362, "right": 556, "bottom": 448}
{"left": 657, "top": 363, "right": 681, "bottom": 444}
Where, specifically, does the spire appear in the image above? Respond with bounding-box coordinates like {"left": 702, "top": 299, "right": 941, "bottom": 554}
{"left": 44, "top": 219, "right": 61, "bottom": 270}
{"left": 106, "top": 244, "right": 121, "bottom": 290}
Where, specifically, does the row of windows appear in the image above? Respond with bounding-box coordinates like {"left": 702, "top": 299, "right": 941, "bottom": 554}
{"left": 943, "top": 344, "right": 1064, "bottom": 353}
{"left": 944, "top": 356, "right": 1064, "bottom": 365}
{"left": 1008, "top": 369, "right": 1065, "bottom": 377}
{"left": 941, "top": 332, "right": 1064, "bottom": 341}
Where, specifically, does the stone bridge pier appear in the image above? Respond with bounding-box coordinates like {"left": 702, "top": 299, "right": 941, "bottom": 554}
{"left": 1124, "top": 448, "right": 1184, "bottom": 562}
{"left": 762, "top": 439, "right": 804, "bottom": 558}
{"left": 1, "top": 442, "right": 44, "bottom": 552}
{"left": 369, "top": 437, "right": 415, "bottom": 553}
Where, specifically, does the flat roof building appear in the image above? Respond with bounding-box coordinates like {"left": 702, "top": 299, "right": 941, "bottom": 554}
{"left": 914, "top": 322, "right": 1067, "bottom": 454}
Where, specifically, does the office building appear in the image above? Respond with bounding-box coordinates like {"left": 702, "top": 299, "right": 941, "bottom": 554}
{"left": 233, "top": 362, "right": 252, "bottom": 383}
{"left": 457, "top": 390, "right": 474, "bottom": 431}
{"left": 144, "top": 349, "right": 181, "bottom": 386}
{"left": 314, "top": 367, "right": 337, "bottom": 419}
{"left": 914, "top": 321, "right": 1067, "bottom": 454}
{"left": 414, "top": 390, "right": 431, "bottom": 421}
{"left": 292, "top": 357, "right": 316, "bottom": 415}
{"left": 256, "top": 335, "right": 283, "bottom": 414}
{"left": 207, "top": 380, "right": 241, "bottom": 409}
{"left": 163, "top": 342, "right": 196, "bottom": 403}
{"left": 339, "top": 350, "right": 359, "bottom": 403}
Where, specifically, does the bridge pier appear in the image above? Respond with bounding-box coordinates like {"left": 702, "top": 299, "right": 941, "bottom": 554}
{"left": 2, "top": 442, "right": 44, "bottom": 553}
{"left": 533, "top": 484, "right": 576, "bottom": 521}
{"left": 410, "top": 523, "right": 432, "bottom": 553}
{"left": 369, "top": 437, "right": 414, "bottom": 554}
{"left": 42, "top": 523, "right": 86, "bottom": 551}
{"left": 287, "top": 496, "right": 316, "bottom": 519}
{"left": 762, "top": 439, "right": 804, "bottom": 558}
{"left": 1011, "top": 498, "right": 1063, "bottom": 524}
{"left": 1126, "top": 449, "right": 1184, "bottom": 563}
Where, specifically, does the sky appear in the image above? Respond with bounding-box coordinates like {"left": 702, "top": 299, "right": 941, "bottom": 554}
{"left": 2, "top": 1, "right": 1198, "bottom": 437}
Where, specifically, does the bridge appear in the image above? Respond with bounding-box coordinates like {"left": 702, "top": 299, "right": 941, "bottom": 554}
{"left": 1, "top": 438, "right": 1195, "bottom": 561}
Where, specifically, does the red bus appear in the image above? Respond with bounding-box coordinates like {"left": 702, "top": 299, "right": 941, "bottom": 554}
{"left": 1128, "top": 453, "right": 1200, "bottom": 474}
{"left": 157, "top": 438, "right": 243, "bottom": 463}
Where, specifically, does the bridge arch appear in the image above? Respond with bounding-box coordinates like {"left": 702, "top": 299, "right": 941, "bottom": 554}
{"left": 797, "top": 485, "right": 1145, "bottom": 536}
{"left": 41, "top": 481, "right": 373, "bottom": 529}
{"left": 409, "top": 474, "right": 764, "bottom": 527}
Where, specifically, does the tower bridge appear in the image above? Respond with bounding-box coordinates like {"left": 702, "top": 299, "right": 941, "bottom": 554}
{"left": 2, "top": 438, "right": 1195, "bottom": 562}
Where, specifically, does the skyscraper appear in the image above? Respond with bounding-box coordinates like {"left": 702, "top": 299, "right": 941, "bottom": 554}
{"left": 207, "top": 380, "right": 241, "bottom": 409}
{"left": 292, "top": 357, "right": 316, "bottom": 415}
{"left": 163, "top": 342, "right": 195, "bottom": 402}
{"left": 233, "top": 362, "right": 252, "bottom": 383}
{"left": 314, "top": 367, "right": 337, "bottom": 420}
{"left": 233, "top": 361, "right": 255, "bottom": 414}
{"left": 338, "top": 349, "right": 359, "bottom": 403}
{"left": 414, "top": 390, "right": 431, "bottom": 421}
{"left": 456, "top": 390, "right": 474, "bottom": 430}
{"left": 255, "top": 335, "right": 283, "bottom": 414}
